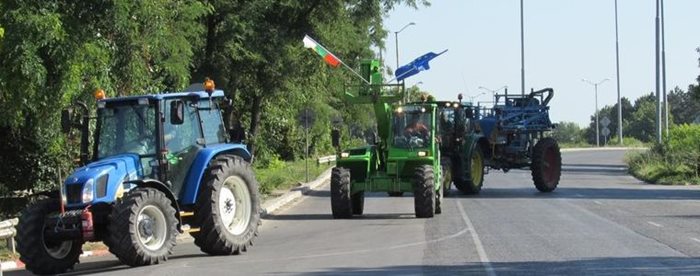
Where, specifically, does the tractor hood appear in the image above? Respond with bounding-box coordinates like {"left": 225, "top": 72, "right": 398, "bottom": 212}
{"left": 63, "top": 154, "right": 143, "bottom": 207}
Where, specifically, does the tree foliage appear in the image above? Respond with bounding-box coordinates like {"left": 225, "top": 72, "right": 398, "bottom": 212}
{"left": 0, "top": 0, "right": 430, "bottom": 194}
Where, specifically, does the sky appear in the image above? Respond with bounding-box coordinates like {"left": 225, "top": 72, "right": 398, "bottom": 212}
{"left": 383, "top": 0, "right": 700, "bottom": 126}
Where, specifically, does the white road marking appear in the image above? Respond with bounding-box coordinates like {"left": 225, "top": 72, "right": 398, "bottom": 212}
{"left": 574, "top": 193, "right": 585, "bottom": 198}
{"left": 457, "top": 201, "right": 496, "bottom": 276}
{"left": 593, "top": 200, "right": 603, "bottom": 205}
{"left": 647, "top": 221, "right": 663, "bottom": 227}
{"left": 691, "top": 238, "right": 700, "bottom": 244}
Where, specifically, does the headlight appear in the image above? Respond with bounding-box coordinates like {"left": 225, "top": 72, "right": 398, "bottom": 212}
{"left": 82, "top": 178, "right": 94, "bottom": 203}
{"left": 340, "top": 152, "right": 350, "bottom": 158}
{"left": 417, "top": 151, "right": 428, "bottom": 157}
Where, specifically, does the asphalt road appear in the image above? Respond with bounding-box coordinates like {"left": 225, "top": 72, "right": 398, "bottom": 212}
{"left": 9, "top": 149, "right": 700, "bottom": 275}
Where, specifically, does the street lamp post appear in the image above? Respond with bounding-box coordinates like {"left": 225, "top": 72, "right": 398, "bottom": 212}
{"left": 469, "top": 92, "right": 486, "bottom": 103}
{"left": 395, "top": 22, "right": 416, "bottom": 79}
{"left": 614, "top": 0, "right": 623, "bottom": 145}
{"left": 582, "top": 78, "right": 610, "bottom": 147}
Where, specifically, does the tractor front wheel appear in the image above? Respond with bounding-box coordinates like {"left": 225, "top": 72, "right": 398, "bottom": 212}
{"left": 331, "top": 167, "right": 353, "bottom": 218}
{"left": 193, "top": 155, "right": 261, "bottom": 255}
{"left": 16, "top": 199, "right": 82, "bottom": 275}
{"left": 414, "top": 165, "right": 435, "bottom": 218}
{"left": 108, "top": 188, "right": 178, "bottom": 266}
{"left": 531, "top": 137, "right": 562, "bottom": 192}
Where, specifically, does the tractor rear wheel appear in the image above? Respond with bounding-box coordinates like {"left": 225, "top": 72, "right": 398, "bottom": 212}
{"left": 331, "top": 167, "right": 353, "bottom": 218}
{"left": 352, "top": 191, "right": 365, "bottom": 215}
{"left": 16, "top": 199, "right": 82, "bottom": 275}
{"left": 440, "top": 157, "right": 453, "bottom": 196}
{"left": 193, "top": 155, "right": 261, "bottom": 255}
{"left": 435, "top": 177, "right": 444, "bottom": 215}
{"left": 108, "top": 188, "right": 178, "bottom": 266}
{"left": 414, "top": 165, "right": 435, "bottom": 218}
{"left": 455, "top": 146, "right": 484, "bottom": 195}
{"left": 531, "top": 137, "right": 562, "bottom": 192}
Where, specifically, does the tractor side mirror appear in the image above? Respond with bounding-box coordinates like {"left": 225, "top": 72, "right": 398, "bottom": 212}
{"left": 170, "top": 100, "right": 185, "bottom": 125}
{"left": 61, "top": 108, "right": 73, "bottom": 134}
{"left": 331, "top": 129, "right": 341, "bottom": 148}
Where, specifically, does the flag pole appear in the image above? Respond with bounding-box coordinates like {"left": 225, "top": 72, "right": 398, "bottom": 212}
{"left": 304, "top": 35, "right": 370, "bottom": 85}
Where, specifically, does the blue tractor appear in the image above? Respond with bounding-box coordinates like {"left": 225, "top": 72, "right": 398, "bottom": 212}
{"left": 15, "top": 80, "right": 261, "bottom": 274}
{"left": 475, "top": 88, "right": 562, "bottom": 192}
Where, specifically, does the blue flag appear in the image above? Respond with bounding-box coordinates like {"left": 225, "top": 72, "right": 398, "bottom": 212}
{"left": 394, "top": 49, "right": 448, "bottom": 82}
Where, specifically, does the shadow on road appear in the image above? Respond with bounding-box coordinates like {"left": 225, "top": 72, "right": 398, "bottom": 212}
{"left": 264, "top": 213, "right": 416, "bottom": 221}
{"left": 293, "top": 256, "right": 700, "bottom": 276}
{"left": 447, "top": 186, "right": 700, "bottom": 201}
{"left": 562, "top": 164, "right": 629, "bottom": 175}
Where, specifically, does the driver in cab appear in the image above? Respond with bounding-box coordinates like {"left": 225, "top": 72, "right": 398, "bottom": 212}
{"left": 404, "top": 118, "right": 429, "bottom": 139}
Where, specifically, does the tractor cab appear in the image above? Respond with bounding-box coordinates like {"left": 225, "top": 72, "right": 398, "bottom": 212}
{"left": 385, "top": 103, "right": 440, "bottom": 182}
{"left": 62, "top": 89, "right": 244, "bottom": 208}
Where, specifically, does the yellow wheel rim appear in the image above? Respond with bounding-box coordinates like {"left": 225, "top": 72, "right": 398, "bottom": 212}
{"left": 470, "top": 151, "right": 483, "bottom": 185}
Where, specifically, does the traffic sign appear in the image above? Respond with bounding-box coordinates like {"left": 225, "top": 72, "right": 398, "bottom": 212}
{"left": 602, "top": 127, "right": 611, "bottom": 137}
{"left": 298, "top": 108, "right": 315, "bottom": 129}
{"left": 600, "top": 116, "right": 611, "bottom": 127}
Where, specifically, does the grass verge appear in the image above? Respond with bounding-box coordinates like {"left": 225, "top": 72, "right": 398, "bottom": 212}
{"left": 254, "top": 158, "right": 332, "bottom": 196}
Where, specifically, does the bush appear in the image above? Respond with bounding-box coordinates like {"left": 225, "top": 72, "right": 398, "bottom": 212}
{"left": 627, "top": 124, "right": 700, "bottom": 184}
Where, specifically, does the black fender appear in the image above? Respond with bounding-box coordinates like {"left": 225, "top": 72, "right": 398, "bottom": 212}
{"left": 124, "top": 179, "right": 183, "bottom": 230}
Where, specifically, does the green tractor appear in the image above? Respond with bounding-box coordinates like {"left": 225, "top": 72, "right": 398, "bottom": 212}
{"left": 330, "top": 59, "right": 446, "bottom": 218}
{"left": 429, "top": 96, "right": 486, "bottom": 195}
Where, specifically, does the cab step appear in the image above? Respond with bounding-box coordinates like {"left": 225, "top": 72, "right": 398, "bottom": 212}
{"left": 180, "top": 224, "right": 200, "bottom": 233}
{"left": 179, "top": 211, "right": 194, "bottom": 217}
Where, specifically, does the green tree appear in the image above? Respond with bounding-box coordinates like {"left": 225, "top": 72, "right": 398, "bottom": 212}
{"left": 0, "top": 0, "right": 209, "bottom": 193}
{"left": 626, "top": 94, "right": 657, "bottom": 142}
{"left": 192, "top": 0, "right": 428, "bottom": 161}
{"left": 551, "top": 121, "right": 583, "bottom": 144}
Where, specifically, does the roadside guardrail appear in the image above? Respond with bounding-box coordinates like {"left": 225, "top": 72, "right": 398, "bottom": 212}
{"left": 317, "top": 155, "right": 336, "bottom": 165}
{"left": 0, "top": 218, "right": 17, "bottom": 254}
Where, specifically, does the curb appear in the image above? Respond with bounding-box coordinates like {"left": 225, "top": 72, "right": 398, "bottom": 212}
{"left": 261, "top": 167, "right": 333, "bottom": 216}
{"left": 561, "top": 147, "right": 647, "bottom": 152}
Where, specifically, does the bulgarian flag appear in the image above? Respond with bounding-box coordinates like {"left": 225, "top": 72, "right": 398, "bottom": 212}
{"left": 303, "top": 35, "right": 341, "bottom": 68}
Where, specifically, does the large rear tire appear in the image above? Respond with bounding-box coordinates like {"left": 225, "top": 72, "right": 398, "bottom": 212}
{"left": 531, "top": 137, "right": 562, "bottom": 192}
{"left": 108, "top": 188, "right": 178, "bottom": 266}
{"left": 16, "top": 199, "right": 82, "bottom": 275}
{"left": 193, "top": 155, "right": 261, "bottom": 255}
{"left": 414, "top": 165, "right": 435, "bottom": 218}
{"left": 352, "top": 191, "right": 365, "bottom": 215}
{"left": 454, "top": 145, "right": 485, "bottom": 195}
{"left": 331, "top": 167, "right": 353, "bottom": 218}
{"left": 435, "top": 176, "right": 444, "bottom": 215}
{"left": 440, "top": 157, "right": 452, "bottom": 196}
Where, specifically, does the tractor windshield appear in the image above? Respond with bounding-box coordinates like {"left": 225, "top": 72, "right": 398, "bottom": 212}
{"left": 392, "top": 107, "right": 433, "bottom": 149}
{"left": 96, "top": 103, "right": 157, "bottom": 159}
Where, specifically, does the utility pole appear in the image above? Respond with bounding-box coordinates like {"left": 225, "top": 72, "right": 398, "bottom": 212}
{"left": 520, "top": 0, "right": 525, "bottom": 96}
{"left": 661, "top": 0, "right": 668, "bottom": 136}
{"left": 655, "top": 0, "right": 662, "bottom": 143}
{"left": 614, "top": 0, "right": 623, "bottom": 145}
